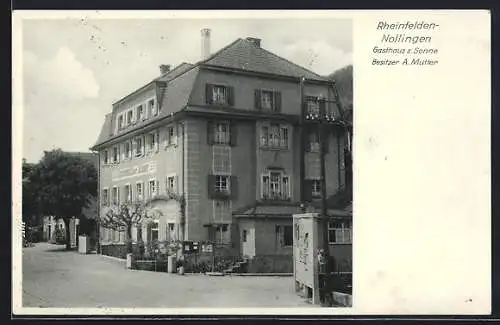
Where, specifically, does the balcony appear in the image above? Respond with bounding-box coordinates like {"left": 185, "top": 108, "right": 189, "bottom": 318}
{"left": 261, "top": 193, "right": 290, "bottom": 202}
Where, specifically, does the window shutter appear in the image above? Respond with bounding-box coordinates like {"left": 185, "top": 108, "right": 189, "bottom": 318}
{"left": 205, "top": 84, "right": 214, "bottom": 105}
{"left": 207, "top": 121, "right": 214, "bottom": 145}
{"left": 229, "top": 122, "right": 237, "bottom": 146}
{"left": 207, "top": 174, "right": 216, "bottom": 199}
{"left": 255, "top": 89, "right": 261, "bottom": 110}
{"left": 132, "top": 139, "right": 137, "bottom": 156}
{"left": 156, "top": 180, "right": 160, "bottom": 196}
{"left": 142, "top": 135, "right": 146, "bottom": 155}
{"left": 162, "top": 128, "right": 168, "bottom": 149}
{"left": 121, "top": 144, "right": 126, "bottom": 160}
{"left": 274, "top": 91, "right": 282, "bottom": 112}
{"left": 227, "top": 86, "right": 235, "bottom": 106}
{"left": 174, "top": 175, "right": 179, "bottom": 194}
{"left": 303, "top": 180, "right": 313, "bottom": 202}
{"left": 172, "top": 125, "right": 178, "bottom": 145}
{"left": 230, "top": 176, "right": 238, "bottom": 200}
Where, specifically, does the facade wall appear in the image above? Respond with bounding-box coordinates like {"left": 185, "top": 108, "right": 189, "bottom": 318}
{"left": 99, "top": 119, "right": 184, "bottom": 245}
{"left": 254, "top": 218, "right": 293, "bottom": 256}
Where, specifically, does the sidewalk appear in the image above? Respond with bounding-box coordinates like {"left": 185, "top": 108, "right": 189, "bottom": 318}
{"left": 22, "top": 243, "right": 311, "bottom": 308}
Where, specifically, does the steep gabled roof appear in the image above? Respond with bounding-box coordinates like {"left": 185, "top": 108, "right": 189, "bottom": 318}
{"left": 203, "top": 38, "right": 329, "bottom": 82}
{"left": 93, "top": 37, "right": 331, "bottom": 149}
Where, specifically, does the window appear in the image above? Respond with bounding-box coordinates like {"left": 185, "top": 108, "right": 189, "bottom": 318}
{"left": 260, "top": 124, "right": 289, "bottom": 149}
{"left": 151, "top": 221, "right": 159, "bottom": 242}
{"left": 118, "top": 115, "right": 124, "bottom": 130}
{"left": 127, "top": 110, "right": 134, "bottom": 125}
{"left": 135, "top": 137, "right": 143, "bottom": 157}
{"left": 112, "top": 187, "right": 119, "bottom": 205}
{"left": 215, "top": 175, "right": 230, "bottom": 194}
{"left": 113, "top": 146, "right": 120, "bottom": 163}
{"left": 256, "top": 89, "right": 281, "bottom": 112}
{"left": 166, "top": 126, "right": 176, "bottom": 146}
{"left": 124, "top": 184, "right": 132, "bottom": 203}
{"left": 166, "top": 223, "right": 176, "bottom": 241}
{"left": 103, "top": 151, "right": 109, "bottom": 164}
{"left": 101, "top": 188, "right": 109, "bottom": 206}
{"left": 213, "top": 146, "right": 231, "bottom": 174}
{"left": 148, "top": 99, "right": 157, "bottom": 116}
{"left": 209, "top": 223, "right": 230, "bottom": 244}
{"left": 309, "top": 131, "right": 320, "bottom": 152}
{"left": 166, "top": 176, "right": 175, "bottom": 192}
{"left": 312, "top": 180, "right": 321, "bottom": 197}
{"left": 261, "top": 91, "right": 274, "bottom": 110}
{"left": 214, "top": 122, "right": 230, "bottom": 145}
{"left": 147, "top": 132, "right": 158, "bottom": 153}
{"left": 306, "top": 96, "right": 321, "bottom": 115}
{"left": 262, "top": 172, "right": 290, "bottom": 200}
{"left": 242, "top": 229, "right": 247, "bottom": 242}
{"left": 124, "top": 141, "right": 131, "bottom": 159}
{"left": 136, "top": 182, "right": 143, "bottom": 201}
{"left": 212, "top": 85, "right": 227, "bottom": 105}
{"left": 149, "top": 179, "right": 158, "bottom": 197}
{"left": 328, "top": 220, "right": 352, "bottom": 244}
{"left": 276, "top": 225, "right": 293, "bottom": 247}
{"left": 137, "top": 105, "right": 144, "bottom": 121}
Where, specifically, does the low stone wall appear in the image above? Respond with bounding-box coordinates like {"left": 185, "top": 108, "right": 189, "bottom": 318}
{"left": 100, "top": 244, "right": 128, "bottom": 259}
{"left": 247, "top": 255, "right": 293, "bottom": 273}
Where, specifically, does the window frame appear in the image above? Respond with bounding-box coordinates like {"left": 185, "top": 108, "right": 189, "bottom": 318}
{"left": 261, "top": 171, "right": 291, "bottom": 201}
{"left": 260, "top": 123, "right": 290, "bottom": 149}
{"left": 135, "top": 136, "right": 144, "bottom": 157}
{"left": 212, "top": 85, "right": 228, "bottom": 105}
{"left": 124, "top": 183, "right": 132, "bottom": 203}
{"left": 148, "top": 178, "right": 158, "bottom": 198}
{"left": 328, "top": 220, "right": 352, "bottom": 244}
{"left": 213, "top": 121, "right": 231, "bottom": 145}
{"left": 135, "top": 181, "right": 144, "bottom": 201}
{"left": 214, "top": 175, "right": 230, "bottom": 194}
{"left": 102, "top": 188, "right": 109, "bottom": 206}
{"left": 312, "top": 179, "right": 322, "bottom": 197}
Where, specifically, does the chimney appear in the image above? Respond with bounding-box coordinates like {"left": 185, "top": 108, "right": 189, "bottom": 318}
{"left": 159, "top": 64, "right": 171, "bottom": 75}
{"left": 201, "top": 28, "right": 211, "bottom": 60}
{"left": 246, "top": 37, "right": 261, "bottom": 47}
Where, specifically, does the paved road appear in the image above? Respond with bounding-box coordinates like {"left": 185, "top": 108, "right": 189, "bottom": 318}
{"left": 22, "top": 243, "right": 312, "bottom": 308}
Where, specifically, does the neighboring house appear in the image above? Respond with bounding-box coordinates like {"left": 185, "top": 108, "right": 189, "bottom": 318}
{"left": 41, "top": 151, "right": 99, "bottom": 248}
{"left": 91, "top": 30, "right": 352, "bottom": 269}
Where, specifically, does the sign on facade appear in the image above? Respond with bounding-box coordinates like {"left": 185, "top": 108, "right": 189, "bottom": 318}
{"left": 111, "top": 161, "right": 157, "bottom": 181}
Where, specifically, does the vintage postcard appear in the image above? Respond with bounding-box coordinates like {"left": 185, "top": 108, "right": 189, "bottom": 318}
{"left": 12, "top": 10, "right": 490, "bottom": 316}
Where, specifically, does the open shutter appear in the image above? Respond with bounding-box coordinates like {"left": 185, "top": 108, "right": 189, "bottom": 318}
{"left": 229, "top": 122, "right": 237, "bottom": 146}
{"left": 227, "top": 86, "right": 235, "bottom": 106}
{"left": 274, "top": 91, "right": 282, "bottom": 112}
{"left": 254, "top": 89, "right": 261, "bottom": 110}
{"left": 156, "top": 180, "right": 160, "bottom": 196}
{"left": 121, "top": 144, "right": 126, "bottom": 161}
{"left": 205, "top": 84, "right": 214, "bottom": 105}
{"left": 230, "top": 176, "right": 238, "bottom": 200}
{"left": 172, "top": 124, "right": 178, "bottom": 145}
{"left": 142, "top": 135, "right": 146, "bottom": 155}
{"left": 207, "top": 121, "right": 214, "bottom": 145}
{"left": 207, "top": 175, "right": 216, "bottom": 199}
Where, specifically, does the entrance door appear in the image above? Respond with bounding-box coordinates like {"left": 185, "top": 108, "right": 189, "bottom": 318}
{"left": 241, "top": 227, "right": 255, "bottom": 258}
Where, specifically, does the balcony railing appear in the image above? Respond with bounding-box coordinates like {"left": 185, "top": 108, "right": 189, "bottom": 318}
{"left": 261, "top": 193, "right": 290, "bottom": 201}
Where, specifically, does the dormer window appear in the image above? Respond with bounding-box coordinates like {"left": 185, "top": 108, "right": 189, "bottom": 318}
{"left": 148, "top": 99, "right": 157, "bottom": 117}
{"left": 137, "top": 105, "right": 144, "bottom": 121}
{"left": 205, "top": 84, "right": 234, "bottom": 106}
{"left": 127, "top": 110, "right": 134, "bottom": 125}
{"left": 117, "top": 115, "right": 124, "bottom": 130}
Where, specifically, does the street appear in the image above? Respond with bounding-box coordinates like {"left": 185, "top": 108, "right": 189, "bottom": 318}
{"left": 22, "top": 243, "right": 312, "bottom": 308}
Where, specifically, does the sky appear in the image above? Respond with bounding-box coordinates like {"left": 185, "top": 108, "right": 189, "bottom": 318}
{"left": 21, "top": 16, "right": 352, "bottom": 163}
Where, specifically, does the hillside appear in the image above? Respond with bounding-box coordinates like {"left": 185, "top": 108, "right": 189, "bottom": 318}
{"left": 328, "top": 65, "right": 353, "bottom": 123}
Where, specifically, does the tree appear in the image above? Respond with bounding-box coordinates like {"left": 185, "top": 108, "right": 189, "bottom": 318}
{"left": 100, "top": 202, "right": 149, "bottom": 254}
{"left": 22, "top": 159, "right": 39, "bottom": 226}
{"left": 28, "top": 149, "right": 97, "bottom": 250}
